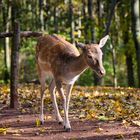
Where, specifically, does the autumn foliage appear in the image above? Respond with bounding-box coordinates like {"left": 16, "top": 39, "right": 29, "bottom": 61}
{"left": 0, "top": 85, "right": 139, "bottom": 122}
{"left": 0, "top": 84, "right": 140, "bottom": 138}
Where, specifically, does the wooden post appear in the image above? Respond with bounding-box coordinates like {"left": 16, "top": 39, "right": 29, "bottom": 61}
{"left": 10, "top": 21, "right": 20, "bottom": 108}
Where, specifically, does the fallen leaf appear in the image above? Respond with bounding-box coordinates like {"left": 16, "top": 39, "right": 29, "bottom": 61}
{"left": 132, "top": 121, "right": 140, "bottom": 127}
{"left": 95, "top": 127, "right": 103, "bottom": 133}
{"left": 35, "top": 132, "right": 40, "bottom": 136}
{"left": 45, "top": 115, "right": 52, "bottom": 120}
{"left": 12, "top": 133, "right": 21, "bottom": 136}
{"left": 36, "top": 118, "right": 41, "bottom": 127}
{"left": 98, "top": 116, "right": 108, "bottom": 121}
{"left": 0, "top": 128, "right": 7, "bottom": 134}
{"left": 114, "top": 134, "right": 124, "bottom": 139}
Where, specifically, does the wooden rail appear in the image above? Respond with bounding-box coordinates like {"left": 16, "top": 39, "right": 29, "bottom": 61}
{"left": 0, "top": 21, "right": 43, "bottom": 108}
{"left": 0, "top": 31, "right": 43, "bottom": 38}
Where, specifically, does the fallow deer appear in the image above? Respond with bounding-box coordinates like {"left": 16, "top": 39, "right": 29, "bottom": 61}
{"left": 36, "top": 34, "right": 109, "bottom": 132}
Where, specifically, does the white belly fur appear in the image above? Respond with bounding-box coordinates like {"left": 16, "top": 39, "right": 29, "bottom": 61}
{"left": 62, "top": 75, "right": 80, "bottom": 84}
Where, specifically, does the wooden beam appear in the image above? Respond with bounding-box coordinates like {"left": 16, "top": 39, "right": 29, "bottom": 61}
{"left": 21, "top": 31, "right": 43, "bottom": 37}
{"left": 0, "top": 32, "right": 13, "bottom": 38}
{"left": 10, "top": 21, "right": 20, "bottom": 108}
{"left": 0, "top": 31, "right": 43, "bottom": 38}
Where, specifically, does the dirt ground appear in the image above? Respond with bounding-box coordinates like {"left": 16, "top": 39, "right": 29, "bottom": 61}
{"left": 0, "top": 108, "right": 139, "bottom": 140}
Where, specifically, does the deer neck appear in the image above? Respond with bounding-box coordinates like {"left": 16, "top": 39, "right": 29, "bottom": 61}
{"left": 69, "top": 53, "right": 88, "bottom": 75}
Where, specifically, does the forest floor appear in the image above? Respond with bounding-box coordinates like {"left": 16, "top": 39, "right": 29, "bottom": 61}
{"left": 0, "top": 85, "right": 140, "bottom": 140}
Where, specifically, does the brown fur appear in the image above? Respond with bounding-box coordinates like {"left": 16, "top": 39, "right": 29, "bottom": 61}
{"left": 36, "top": 34, "right": 86, "bottom": 82}
{"left": 36, "top": 34, "right": 108, "bottom": 131}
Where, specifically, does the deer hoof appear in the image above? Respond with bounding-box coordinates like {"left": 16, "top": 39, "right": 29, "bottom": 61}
{"left": 58, "top": 121, "right": 63, "bottom": 125}
{"left": 64, "top": 127, "right": 71, "bottom": 132}
{"left": 40, "top": 120, "right": 44, "bottom": 125}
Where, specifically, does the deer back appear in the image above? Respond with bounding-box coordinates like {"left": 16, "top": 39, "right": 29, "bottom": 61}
{"left": 36, "top": 34, "right": 80, "bottom": 60}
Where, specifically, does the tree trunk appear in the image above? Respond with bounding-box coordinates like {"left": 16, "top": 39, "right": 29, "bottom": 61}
{"left": 104, "top": 0, "right": 118, "bottom": 36}
{"left": 124, "top": 38, "right": 135, "bottom": 87}
{"left": 121, "top": 3, "right": 135, "bottom": 87}
{"left": 10, "top": 1, "right": 20, "bottom": 108}
{"left": 104, "top": 0, "right": 118, "bottom": 87}
{"left": 126, "top": 54, "right": 135, "bottom": 86}
{"left": 88, "top": 0, "right": 95, "bottom": 42}
{"left": 77, "top": 10, "right": 81, "bottom": 38}
{"left": 10, "top": 21, "right": 20, "bottom": 108}
{"left": 69, "top": 0, "right": 74, "bottom": 44}
{"left": 54, "top": 6, "right": 58, "bottom": 33}
{"left": 87, "top": 0, "right": 100, "bottom": 86}
{"left": 97, "top": 0, "right": 103, "bottom": 27}
{"left": 94, "top": 0, "right": 105, "bottom": 85}
{"left": 39, "top": 0, "right": 44, "bottom": 31}
{"left": 2, "top": 0, "right": 11, "bottom": 83}
{"left": 87, "top": 0, "right": 100, "bottom": 85}
{"left": 82, "top": 0, "right": 88, "bottom": 43}
{"left": 131, "top": 0, "right": 140, "bottom": 87}
{"left": 110, "top": 43, "right": 117, "bottom": 87}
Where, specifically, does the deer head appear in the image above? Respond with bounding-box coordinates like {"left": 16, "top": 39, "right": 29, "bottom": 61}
{"left": 76, "top": 35, "right": 109, "bottom": 77}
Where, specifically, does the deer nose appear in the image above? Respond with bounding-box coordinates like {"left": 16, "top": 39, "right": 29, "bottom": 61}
{"left": 100, "top": 69, "right": 106, "bottom": 76}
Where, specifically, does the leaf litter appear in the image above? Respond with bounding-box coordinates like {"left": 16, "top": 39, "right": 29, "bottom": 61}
{"left": 0, "top": 84, "right": 140, "bottom": 138}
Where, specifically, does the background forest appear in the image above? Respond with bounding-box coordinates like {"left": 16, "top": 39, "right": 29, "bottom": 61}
{"left": 0, "top": 0, "right": 140, "bottom": 87}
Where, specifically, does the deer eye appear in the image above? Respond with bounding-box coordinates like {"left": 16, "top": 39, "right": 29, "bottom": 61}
{"left": 88, "top": 55, "right": 92, "bottom": 59}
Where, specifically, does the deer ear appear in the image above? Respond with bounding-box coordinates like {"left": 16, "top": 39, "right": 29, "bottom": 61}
{"left": 75, "top": 41, "right": 85, "bottom": 50}
{"left": 99, "top": 35, "right": 109, "bottom": 48}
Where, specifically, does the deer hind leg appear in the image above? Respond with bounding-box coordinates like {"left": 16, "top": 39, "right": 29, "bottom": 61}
{"left": 38, "top": 67, "right": 47, "bottom": 124}
{"left": 49, "top": 79, "right": 63, "bottom": 124}
{"left": 55, "top": 81, "right": 72, "bottom": 132}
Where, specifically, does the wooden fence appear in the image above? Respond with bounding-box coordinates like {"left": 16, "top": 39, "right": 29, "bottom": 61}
{"left": 0, "top": 21, "right": 43, "bottom": 108}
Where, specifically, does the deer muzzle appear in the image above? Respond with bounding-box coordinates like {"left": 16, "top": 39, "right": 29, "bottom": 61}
{"left": 99, "top": 68, "right": 106, "bottom": 77}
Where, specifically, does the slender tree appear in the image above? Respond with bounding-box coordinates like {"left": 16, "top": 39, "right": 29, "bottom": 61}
{"left": 131, "top": 0, "right": 140, "bottom": 87}
{"left": 2, "top": 0, "right": 11, "bottom": 83}
{"left": 120, "top": 1, "right": 135, "bottom": 86}
{"left": 104, "top": 0, "right": 118, "bottom": 87}
{"left": 87, "top": 0, "right": 100, "bottom": 85}
{"left": 10, "top": 0, "right": 20, "bottom": 108}
{"left": 39, "top": 0, "right": 44, "bottom": 31}
{"left": 69, "top": 0, "right": 75, "bottom": 44}
{"left": 82, "top": 0, "right": 88, "bottom": 43}
{"left": 88, "top": 0, "right": 94, "bottom": 42}
{"left": 53, "top": 4, "right": 58, "bottom": 33}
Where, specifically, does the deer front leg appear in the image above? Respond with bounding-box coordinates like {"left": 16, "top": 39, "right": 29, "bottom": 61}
{"left": 55, "top": 81, "right": 71, "bottom": 132}
{"left": 66, "top": 84, "right": 73, "bottom": 110}
{"left": 39, "top": 75, "right": 46, "bottom": 124}
{"left": 64, "top": 84, "right": 73, "bottom": 130}
{"left": 49, "top": 79, "right": 63, "bottom": 124}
